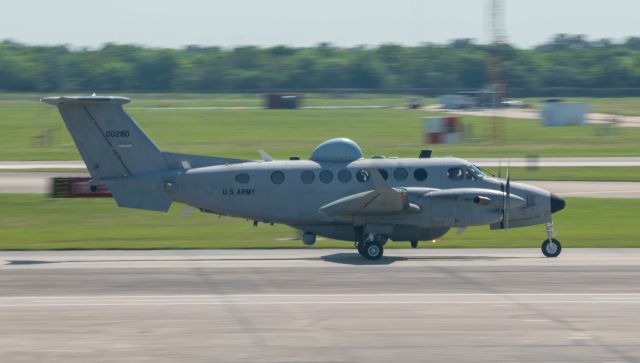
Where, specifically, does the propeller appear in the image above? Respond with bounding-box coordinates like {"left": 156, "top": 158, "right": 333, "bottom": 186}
{"left": 501, "top": 162, "right": 511, "bottom": 230}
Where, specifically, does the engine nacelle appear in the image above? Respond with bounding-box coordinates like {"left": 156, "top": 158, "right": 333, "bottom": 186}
{"left": 424, "top": 188, "right": 523, "bottom": 227}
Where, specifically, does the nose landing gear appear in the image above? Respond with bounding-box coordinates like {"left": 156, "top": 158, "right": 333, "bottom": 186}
{"left": 541, "top": 222, "right": 562, "bottom": 257}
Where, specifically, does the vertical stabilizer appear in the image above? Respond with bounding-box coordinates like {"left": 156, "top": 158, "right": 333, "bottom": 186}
{"left": 41, "top": 96, "right": 168, "bottom": 180}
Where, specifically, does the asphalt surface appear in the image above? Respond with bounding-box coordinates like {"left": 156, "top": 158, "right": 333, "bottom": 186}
{"left": 0, "top": 172, "right": 86, "bottom": 194}
{"left": 1, "top": 171, "right": 639, "bottom": 198}
{"left": 3, "top": 157, "right": 640, "bottom": 170}
{"left": 1, "top": 249, "right": 640, "bottom": 362}
{"left": 427, "top": 105, "right": 640, "bottom": 128}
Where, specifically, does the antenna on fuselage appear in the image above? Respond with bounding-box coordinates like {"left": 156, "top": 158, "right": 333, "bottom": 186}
{"left": 419, "top": 150, "right": 432, "bottom": 158}
{"left": 258, "top": 149, "right": 273, "bottom": 162}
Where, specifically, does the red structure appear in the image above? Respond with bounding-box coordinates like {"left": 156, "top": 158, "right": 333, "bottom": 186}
{"left": 51, "top": 177, "right": 112, "bottom": 198}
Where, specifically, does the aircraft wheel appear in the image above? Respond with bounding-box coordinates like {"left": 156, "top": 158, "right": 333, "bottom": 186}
{"left": 541, "top": 238, "right": 562, "bottom": 258}
{"left": 410, "top": 240, "right": 418, "bottom": 249}
{"left": 357, "top": 242, "right": 367, "bottom": 257}
{"left": 362, "top": 241, "right": 384, "bottom": 260}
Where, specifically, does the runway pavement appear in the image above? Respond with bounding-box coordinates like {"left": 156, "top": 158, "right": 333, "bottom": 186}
{"left": 1, "top": 171, "right": 639, "bottom": 198}
{"left": 1, "top": 249, "right": 640, "bottom": 362}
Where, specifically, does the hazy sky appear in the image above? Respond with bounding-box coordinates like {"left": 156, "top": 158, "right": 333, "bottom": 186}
{"left": 2, "top": 0, "right": 638, "bottom": 48}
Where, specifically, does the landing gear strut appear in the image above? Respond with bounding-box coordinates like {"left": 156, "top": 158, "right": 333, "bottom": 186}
{"left": 356, "top": 234, "right": 386, "bottom": 260}
{"left": 541, "top": 222, "right": 562, "bottom": 258}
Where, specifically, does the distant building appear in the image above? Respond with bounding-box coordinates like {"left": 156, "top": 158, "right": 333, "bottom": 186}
{"left": 540, "top": 101, "right": 588, "bottom": 126}
{"left": 439, "top": 89, "right": 502, "bottom": 109}
{"left": 265, "top": 93, "right": 302, "bottom": 109}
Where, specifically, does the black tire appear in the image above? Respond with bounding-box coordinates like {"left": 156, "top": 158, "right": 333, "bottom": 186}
{"left": 410, "top": 240, "right": 418, "bottom": 249}
{"left": 362, "top": 242, "right": 384, "bottom": 260}
{"left": 541, "top": 238, "right": 562, "bottom": 258}
{"left": 357, "top": 242, "right": 367, "bottom": 257}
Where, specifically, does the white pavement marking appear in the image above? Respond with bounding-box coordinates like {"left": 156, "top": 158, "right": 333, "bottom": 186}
{"left": 2, "top": 293, "right": 640, "bottom": 307}
{"left": 0, "top": 162, "right": 86, "bottom": 170}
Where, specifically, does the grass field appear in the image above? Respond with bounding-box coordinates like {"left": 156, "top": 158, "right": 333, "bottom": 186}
{"left": 0, "top": 194, "right": 637, "bottom": 250}
{"left": 1, "top": 94, "right": 640, "bottom": 161}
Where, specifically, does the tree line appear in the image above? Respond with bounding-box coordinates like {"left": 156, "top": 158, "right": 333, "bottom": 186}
{"left": 2, "top": 34, "right": 640, "bottom": 96}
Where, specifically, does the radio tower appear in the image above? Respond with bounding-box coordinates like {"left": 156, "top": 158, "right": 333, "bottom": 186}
{"left": 488, "top": 0, "right": 506, "bottom": 143}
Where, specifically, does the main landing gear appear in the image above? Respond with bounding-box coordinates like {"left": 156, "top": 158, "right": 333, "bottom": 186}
{"left": 356, "top": 234, "right": 387, "bottom": 260}
{"left": 541, "top": 222, "right": 562, "bottom": 258}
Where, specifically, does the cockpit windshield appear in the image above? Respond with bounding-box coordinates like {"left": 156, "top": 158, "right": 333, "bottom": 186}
{"left": 466, "top": 164, "right": 486, "bottom": 180}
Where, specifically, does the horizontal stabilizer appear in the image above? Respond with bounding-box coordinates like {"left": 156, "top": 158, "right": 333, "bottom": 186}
{"left": 163, "top": 152, "right": 248, "bottom": 169}
{"left": 41, "top": 96, "right": 130, "bottom": 106}
{"left": 105, "top": 182, "right": 173, "bottom": 212}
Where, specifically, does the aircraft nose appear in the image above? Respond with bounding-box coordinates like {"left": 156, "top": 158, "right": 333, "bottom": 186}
{"left": 550, "top": 193, "right": 566, "bottom": 213}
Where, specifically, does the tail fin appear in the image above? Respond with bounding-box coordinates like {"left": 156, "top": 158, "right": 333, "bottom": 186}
{"left": 41, "top": 96, "right": 168, "bottom": 180}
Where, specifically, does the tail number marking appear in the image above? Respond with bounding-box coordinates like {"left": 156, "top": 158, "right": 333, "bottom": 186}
{"left": 106, "top": 130, "right": 130, "bottom": 138}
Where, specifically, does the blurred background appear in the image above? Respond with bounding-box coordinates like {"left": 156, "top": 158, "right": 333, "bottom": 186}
{"left": 1, "top": 0, "right": 639, "bottom": 250}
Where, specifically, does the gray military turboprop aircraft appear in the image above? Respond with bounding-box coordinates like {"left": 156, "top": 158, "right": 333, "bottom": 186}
{"left": 42, "top": 95, "right": 566, "bottom": 260}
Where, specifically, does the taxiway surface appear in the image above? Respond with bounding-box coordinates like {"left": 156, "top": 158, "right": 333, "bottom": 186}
{"left": 1, "top": 249, "right": 640, "bottom": 362}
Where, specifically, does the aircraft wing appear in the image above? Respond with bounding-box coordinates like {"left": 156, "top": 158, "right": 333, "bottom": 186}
{"left": 319, "top": 169, "right": 421, "bottom": 217}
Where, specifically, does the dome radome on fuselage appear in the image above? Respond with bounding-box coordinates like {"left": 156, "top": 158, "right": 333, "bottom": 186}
{"left": 310, "top": 138, "right": 364, "bottom": 163}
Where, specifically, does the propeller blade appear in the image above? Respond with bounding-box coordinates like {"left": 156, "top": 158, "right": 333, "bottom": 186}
{"left": 498, "top": 159, "right": 502, "bottom": 179}
{"left": 505, "top": 163, "right": 511, "bottom": 230}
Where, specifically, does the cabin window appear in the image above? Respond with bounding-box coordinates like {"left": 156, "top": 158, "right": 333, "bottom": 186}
{"left": 378, "top": 169, "right": 389, "bottom": 180}
{"left": 271, "top": 171, "right": 285, "bottom": 185}
{"left": 413, "top": 168, "right": 428, "bottom": 181}
{"left": 301, "top": 170, "right": 315, "bottom": 184}
{"left": 393, "top": 168, "right": 408, "bottom": 181}
{"left": 235, "top": 173, "right": 250, "bottom": 184}
{"left": 447, "top": 167, "right": 464, "bottom": 181}
{"left": 319, "top": 170, "right": 334, "bottom": 184}
{"left": 338, "top": 169, "right": 352, "bottom": 183}
{"left": 356, "top": 169, "right": 370, "bottom": 183}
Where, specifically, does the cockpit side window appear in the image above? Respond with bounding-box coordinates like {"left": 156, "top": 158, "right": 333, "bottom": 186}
{"left": 447, "top": 167, "right": 464, "bottom": 181}
{"left": 466, "top": 164, "right": 486, "bottom": 180}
